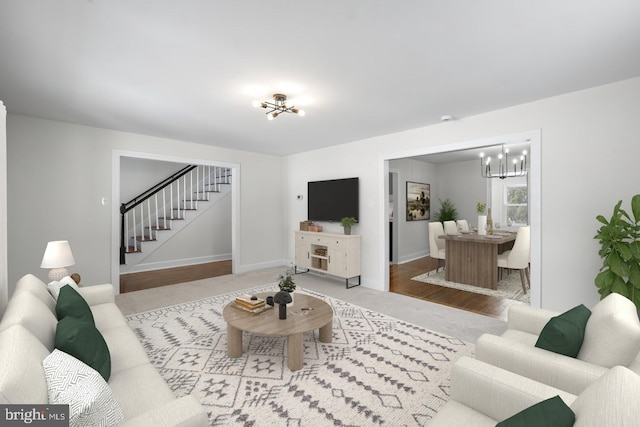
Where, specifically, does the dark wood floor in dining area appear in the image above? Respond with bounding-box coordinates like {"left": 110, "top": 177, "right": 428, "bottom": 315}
{"left": 390, "top": 256, "right": 521, "bottom": 321}
{"left": 121, "top": 257, "right": 517, "bottom": 321}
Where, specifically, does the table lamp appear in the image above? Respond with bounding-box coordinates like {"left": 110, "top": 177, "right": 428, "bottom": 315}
{"left": 40, "top": 240, "right": 76, "bottom": 281}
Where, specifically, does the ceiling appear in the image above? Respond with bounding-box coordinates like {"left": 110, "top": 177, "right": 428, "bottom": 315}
{"left": 1, "top": 1, "right": 639, "bottom": 158}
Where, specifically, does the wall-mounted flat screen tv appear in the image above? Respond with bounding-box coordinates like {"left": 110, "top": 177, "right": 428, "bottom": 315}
{"left": 307, "top": 177, "right": 359, "bottom": 222}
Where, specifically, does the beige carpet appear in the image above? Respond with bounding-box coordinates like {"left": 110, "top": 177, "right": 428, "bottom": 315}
{"left": 116, "top": 266, "right": 508, "bottom": 343}
{"left": 412, "top": 270, "right": 530, "bottom": 304}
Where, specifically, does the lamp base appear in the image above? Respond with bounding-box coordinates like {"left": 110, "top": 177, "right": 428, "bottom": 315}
{"left": 48, "top": 267, "right": 69, "bottom": 282}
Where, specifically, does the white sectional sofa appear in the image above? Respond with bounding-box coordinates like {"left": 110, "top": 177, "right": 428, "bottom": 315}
{"left": 475, "top": 292, "right": 640, "bottom": 395}
{"left": 429, "top": 356, "right": 640, "bottom": 426}
{"left": 0, "top": 274, "right": 208, "bottom": 426}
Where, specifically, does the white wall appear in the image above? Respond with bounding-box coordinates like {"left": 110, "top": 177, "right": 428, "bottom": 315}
{"left": 6, "top": 115, "right": 285, "bottom": 295}
{"left": 389, "top": 158, "right": 439, "bottom": 263}
{"left": 285, "top": 77, "right": 640, "bottom": 312}
{"left": 436, "top": 159, "right": 487, "bottom": 225}
{"left": 120, "top": 157, "right": 186, "bottom": 202}
{"left": 0, "top": 101, "right": 7, "bottom": 314}
{"left": 138, "top": 193, "right": 232, "bottom": 268}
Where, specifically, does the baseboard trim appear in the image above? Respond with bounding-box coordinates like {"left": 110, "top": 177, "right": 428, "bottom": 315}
{"left": 398, "top": 251, "right": 430, "bottom": 265}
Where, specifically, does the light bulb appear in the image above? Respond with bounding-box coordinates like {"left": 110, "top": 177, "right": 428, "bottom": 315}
{"left": 486, "top": 157, "right": 491, "bottom": 165}
{"left": 479, "top": 152, "right": 485, "bottom": 158}
{"left": 267, "top": 112, "right": 276, "bottom": 120}
{"left": 252, "top": 100, "right": 261, "bottom": 108}
{"left": 513, "top": 159, "right": 518, "bottom": 164}
{"left": 522, "top": 150, "right": 528, "bottom": 155}
{"left": 297, "top": 109, "right": 305, "bottom": 117}
{"left": 498, "top": 154, "right": 503, "bottom": 159}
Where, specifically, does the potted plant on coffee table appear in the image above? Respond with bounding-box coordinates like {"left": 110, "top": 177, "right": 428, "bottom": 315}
{"left": 277, "top": 267, "right": 296, "bottom": 306}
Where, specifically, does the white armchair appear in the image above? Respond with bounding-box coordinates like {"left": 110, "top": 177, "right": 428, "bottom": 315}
{"left": 429, "top": 356, "right": 640, "bottom": 426}
{"left": 475, "top": 292, "right": 640, "bottom": 395}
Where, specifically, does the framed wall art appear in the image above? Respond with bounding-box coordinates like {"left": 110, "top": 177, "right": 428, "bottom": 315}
{"left": 406, "top": 181, "right": 430, "bottom": 221}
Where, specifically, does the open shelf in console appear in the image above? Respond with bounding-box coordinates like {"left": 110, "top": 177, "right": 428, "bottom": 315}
{"left": 310, "top": 244, "right": 328, "bottom": 271}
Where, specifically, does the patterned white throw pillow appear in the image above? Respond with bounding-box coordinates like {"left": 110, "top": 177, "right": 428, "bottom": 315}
{"left": 47, "top": 276, "right": 80, "bottom": 300}
{"left": 43, "top": 349, "right": 124, "bottom": 427}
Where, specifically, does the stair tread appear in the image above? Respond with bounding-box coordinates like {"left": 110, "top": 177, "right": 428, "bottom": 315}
{"left": 146, "top": 226, "right": 171, "bottom": 231}
{"left": 158, "top": 217, "right": 184, "bottom": 220}
{"left": 135, "top": 237, "right": 156, "bottom": 242}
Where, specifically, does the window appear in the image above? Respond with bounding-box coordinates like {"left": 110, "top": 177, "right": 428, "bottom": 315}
{"left": 505, "top": 184, "right": 528, "bottom": 225}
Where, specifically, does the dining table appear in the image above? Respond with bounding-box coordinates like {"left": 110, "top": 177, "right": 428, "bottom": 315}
{"left": 439, "top": 231, "right": 516, "bottom": 289}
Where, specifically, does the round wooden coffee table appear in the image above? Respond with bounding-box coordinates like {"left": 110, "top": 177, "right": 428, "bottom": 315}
{"left": 223, "top": 292, "right": 333, "bottom": 371}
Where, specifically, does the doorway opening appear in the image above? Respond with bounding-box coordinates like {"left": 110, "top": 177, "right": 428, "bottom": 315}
{"left": 110, "top": 150, "right": 240, "bottom": 294}
{"left": 381, "top": 130, "right": 541, "bottom": 310}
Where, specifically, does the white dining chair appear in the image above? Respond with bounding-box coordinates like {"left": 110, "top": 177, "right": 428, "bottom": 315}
{"left": 443, "top": 220, "right": 458, "bottom": 235}
{"left": 428, "top": 221, "right": 446, "bottom": 273}
{"left": 456, "top": 219, "right": 470, "bottom": 232}
{"left": 497, "top": 226, "right": 530, "bottom": 293}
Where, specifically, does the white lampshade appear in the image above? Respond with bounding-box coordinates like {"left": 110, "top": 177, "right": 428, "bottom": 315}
{"left": 41, "top": 240, "right": 75, "bottom": 281}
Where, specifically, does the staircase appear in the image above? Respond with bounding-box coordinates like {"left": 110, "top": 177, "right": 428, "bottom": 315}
{"left": 120, "top": 164, "right": 231, "bottom": 272}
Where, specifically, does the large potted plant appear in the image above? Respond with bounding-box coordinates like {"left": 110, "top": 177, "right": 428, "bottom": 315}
{"left": 433, "top": 198, "right": 458, "bottom": 222}
{"left": 594, "top": 194, "right": 640, "bottom": 309}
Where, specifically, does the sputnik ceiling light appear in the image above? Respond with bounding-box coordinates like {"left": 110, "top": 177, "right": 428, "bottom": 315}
{"left": 479, "top": 144, "right": 528, "bottom": 179}
{"left": 252, "top": 93, "right": 305, "bottom": 120}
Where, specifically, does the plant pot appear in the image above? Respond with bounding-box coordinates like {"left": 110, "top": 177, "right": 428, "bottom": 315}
{"left": 478, "top": 215, "right": 487, "bottom": 235}
{"left": 277, "top": 289, "right": 294, "bottom": 306}
{"left": 344, "top": 225, "right": 352, "bottom": 235}
{"left": 287, "top": 291, "right": 294, "bottom": 307}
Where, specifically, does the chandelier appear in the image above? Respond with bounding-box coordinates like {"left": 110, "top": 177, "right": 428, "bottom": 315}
{"left": 479, "top": 145, "right": 527, "bottom": 179}
{"left": 252, "top": 93, "right": 305, "bottom": 120}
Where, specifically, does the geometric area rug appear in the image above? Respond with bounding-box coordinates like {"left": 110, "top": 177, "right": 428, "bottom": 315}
{"left": 411, "top": 270, "right": 530, "bottom": 304}
{"left": 126, "top": 284, "right": 473, "bottom": 426}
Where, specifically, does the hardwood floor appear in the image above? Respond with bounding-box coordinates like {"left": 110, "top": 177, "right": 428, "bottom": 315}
{"left": 121, "top": 256, "right": 517, "bottom": 321}
{"left": 390, "top": 256, "right": 521, "bottom": 321}
{"left": 120, "top": 260, "right": 232, "bottom": 293}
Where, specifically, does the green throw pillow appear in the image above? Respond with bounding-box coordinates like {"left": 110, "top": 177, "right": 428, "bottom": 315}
{"left": 535, "top": 304, "right": 591, "bottom": 358}
{"left": 496, "top": 395, "right": 575, "bottom": 427}
{"left": 55, "top": 316, "right": 111, "bottom": 381}
{"left": 56, "top": 284, "right": 95, "bottom": 324}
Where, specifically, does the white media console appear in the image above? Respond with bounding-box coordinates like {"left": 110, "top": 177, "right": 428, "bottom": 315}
{"left": 294, "top": 231, "right": 361, "bottom": 288}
